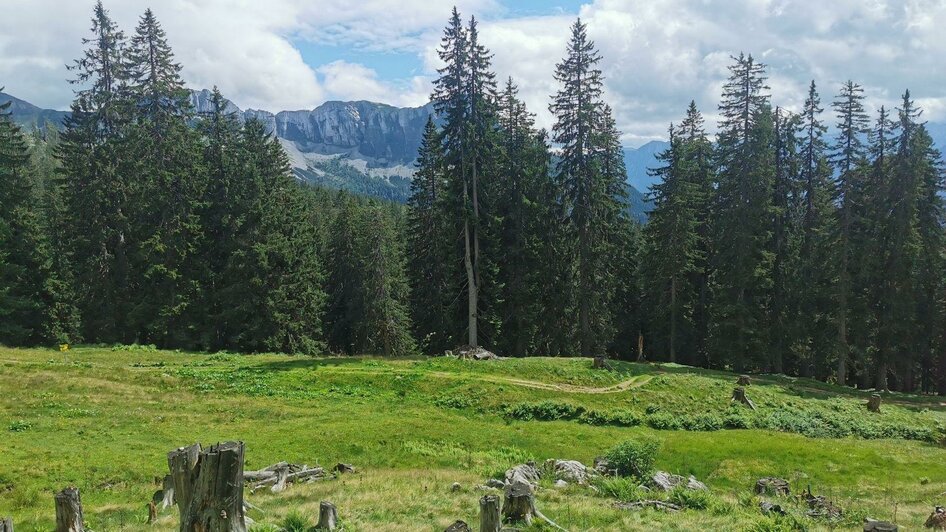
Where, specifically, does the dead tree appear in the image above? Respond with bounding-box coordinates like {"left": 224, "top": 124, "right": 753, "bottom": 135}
{"left": 317, "top": 501, "right": 338, "bottom": 530}
{"left": 731, "top": 387, "right": 757, "bottom": 410}
{"left": 54, "top": 487, "right": 84, "bottom": 532}
{"left": 0, "top": 517, "right": 12, "bottom": 532}
{"left": 868, "top": 394, "right": 882, "bottom": 413}
{"left": 479, "top": 495, "right": 501, "bottom": 532}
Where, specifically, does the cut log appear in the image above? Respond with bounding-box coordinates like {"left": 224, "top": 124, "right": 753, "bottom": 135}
{"left": 731, "top": 386, "right": 757, "bottom": 410}
{"left": 864, "top": 518, "right": 898, "bottom": 531}
{"left": 502, "top": 476, "right": 535, "bottom": 525}
{"left": 0, "top": 517, "right": 12, "bottom": 532}
{"left": 270, "top": 465, "right": 289, "bottom": 494}
{"left": 180, "top": 441, "right": 247, "bottom": 532}
{"left": 333, "top": 463, "right": 355, "bottom": 474}
{"left": 444, "top": 520, "right": 471, "bottom": 532}
{"left": 755, "top": 477, "right": 790, "bottom": 496}
{"left": 737, "top": 374, "right": 751, "bottom": 386}
{"left": 615, "top": 500, "right": 681, "bottom": 512}
{"left": 54, "top": 487, "right": 85, "bottom": 532}
{"left": 167, "top": 443, "right": 201, "bottom": 525}
{"left": 925, "top": 506, "right": 946, "bottom": 529}
{"left": 479, "top": 495, "right": 501, "bottom": 532}
{"left": 868, "top": 394, "right": 882, "bottom": 413}
{"left": 317, "top": 501, "right": 338, "bottom": 531}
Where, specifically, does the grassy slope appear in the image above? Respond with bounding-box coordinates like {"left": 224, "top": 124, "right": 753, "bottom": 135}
{"left": 1, "top": 347, "right": 946, "bottom": 531}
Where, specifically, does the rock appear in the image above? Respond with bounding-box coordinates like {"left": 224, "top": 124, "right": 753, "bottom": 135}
{"left": 504, "top": 463, "right": 541, "bottom": 489}
{"left": 554, "top": 480, "right": 568, "bottom": 488}
{"left": 445, "top": 520, "right": 471, "bottom": 532}
{"left": 760, "top": 501, "right": 786, "bottom": 515}
{"left": 755, "top": 477, "right": 790, "bottom": 496}
{"left": 451, "top": 482, "right": 462, "bottom": 493}
{"left": 545, "top": 459, "right": 594, "bottom": 485}
{"left": 485, "top": 479, "right": 505, "bottom": 489}
{"left": 593, "top": 456, "right": 615, "bottom": 476}
{"left": 803, "top": 488, "right": 842, "bottom": 519}
{"left": 650, "top": 471, "right": 707, "bottom": 492}
{"left": 864, "top": 518, "right": 898, "bottom": 531}
{"left": 925, "top": 506, "right": 946, "bottom": 529}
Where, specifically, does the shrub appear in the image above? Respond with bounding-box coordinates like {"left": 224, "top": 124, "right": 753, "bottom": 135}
{"left": 645, "top": 412, "right": 682, "bottom": 430}
{"left": 503, "top": 401, "right": 584, "bottom": 421}
{"left": 578, "top": 408, "right": 641, "bottom": 427}
{"left": 668, "top": 486, "right": 712, "bottom": 509}
{"left": 593, "top": 476, "right": 647, "bottom": 501}
{"left": 604, "top": 438, "right": 660, "bottom": 479}
{"left": 280, "top": 511, "right": 310, "bottom": 532}
{"left": 8, "top": 420, "right": 31, "bottom": 432}
{"left": 682, "top": 413, "right": 723, "bottom": 432}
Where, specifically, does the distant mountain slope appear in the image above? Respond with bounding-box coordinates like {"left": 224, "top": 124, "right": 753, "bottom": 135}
{"left": 0, "top": 91, "right": 69, "bottom": 130}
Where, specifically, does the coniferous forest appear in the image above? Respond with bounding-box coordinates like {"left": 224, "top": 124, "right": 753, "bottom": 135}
{"left": 2, "top": 3, "right": 945, "bottom": 394}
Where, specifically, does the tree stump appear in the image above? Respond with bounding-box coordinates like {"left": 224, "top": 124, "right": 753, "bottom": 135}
{"left": 161, "top": 474, "right": 175, "bottom": 509}
{"left": 755, "top": 477, "right": 790, "bottom": 496}
{"left": 271, "top": 465, "right": 289, "bottom": 493}
{"left": 168, "top": 443, "right": 201, "bottom": 524}
{"left": 479, "top": 495, "right": 501, "bottom": 532}
{"left": 444, "top": 520, "right": 471, "bottom": 532}
{"left": 0, "top": 517, "right": 12, "bottom": 532}
{"left": 317, "top": 501, "right": 338, "bottom": 530}
{"left": 502, "top": 477, "right": 536, "bottom": 525}
{"left": 54, "top": 487, "right": 85, "bottom": 532}
{"left": 737, "top": 374, "right": 751, "bottom": 386}
{"left": 925, "top": 506, "right": 946, "bottom": 529}
{"left": 593, "top": 356, "right": 608, "bottom": 369}
{"left": 731, "top": 387, "right": 756, "bottom": 410}
{"left": 177, "top": 441, "right": 247, "bottom": 532}
{"left": 333, "top": 463, "right": 355, "bottom": 475}
{"left": 868, "top": 394, "right": 882, "bottom": 413}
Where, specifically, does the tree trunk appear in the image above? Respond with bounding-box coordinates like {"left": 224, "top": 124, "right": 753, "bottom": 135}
{"left": 876, "top": 361, "right": 889, "bottom": 391}
{"left": 1, "top": 516, "right": 13, "bottom": 532}
{"left": 731, "top": 387, "right": 756, "bottom": 410}
{"left": 54, "top": 487, "right": 84, "bottom": 532}
{"left": 173, "top": 442, "right": 247, "bottom": 532}
{"left": 867, "top": 394, "right": 882, "bottom": 413}
{"left": 444, "top": 520, "right": 471, "bottom": 532}
{"left": 463, "top": 216, "right": 477, "bottom": 347}
{"left": 168, "top": 443, "right": 201, "bottom": 524}
{"left": 479, "top": 495, "right": 501, "bottom": 532}
{"left": 317, "top": 501, "right": 338, "bottom": 530}
{"left": 669, "top": 275, "right": 677, "bottom": 363}
{"left": 502, "top": 477, "right": 535, "bottom": 525}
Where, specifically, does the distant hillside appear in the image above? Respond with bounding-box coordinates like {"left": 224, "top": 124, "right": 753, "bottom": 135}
{"left": 0, "top": 91, "right": 68, "bottom": 130}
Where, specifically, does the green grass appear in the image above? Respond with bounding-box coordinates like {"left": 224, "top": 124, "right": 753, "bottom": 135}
{"left": 1, "top": 346, "right": 945, "bottom": 530}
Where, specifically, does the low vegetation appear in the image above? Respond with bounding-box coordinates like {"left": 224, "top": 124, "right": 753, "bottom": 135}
{"left": 3, "top": 346, "right": 946, "bottom": 530}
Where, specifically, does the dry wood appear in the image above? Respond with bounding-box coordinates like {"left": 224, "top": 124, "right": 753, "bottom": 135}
{"left": 755, "top": 477, "right": 790, "bottom": 496}
{"left": 250, "top": 467, "right": 325, "bottom": 491}
{"left": 54, "top": 487, "right": 85, "bottom": 532}
{"left": 0, "top": 516, "right": 12, "bottom": 532}
{"left": 168, "top": 443, "right": 201, "bottom": 525}
{"left": 479, "top": 495, "right": 501, "bottom": 532}
{"left": 868, "top": 394, "right": 882, "bottom": 413}
{"left": 737, "top": 374, "right": 752, "bottom": 386}
{"left": 148, "top": 501, "right": 157, "bottom": 524}
{"left": 925, "top": 506, "right": 946, "bottom": 529}
{"left": 593, "top": 356, "right": 612, "bottom": 370}
{"left": 731, "top": 386, "right": 757, "bottom": 410}
{"left": 334, "top": 463, "right": 355, "bottom": 474}
{"left": 317, "top": 501, "right": 338, "bottom": 530}
{"left": 270, "top": 465, "right": 289, "bottom": 494}
{"left": 160, "top": 474, "right": 175, "bottom": 509}
{"left": 177, "top": 441, "right": 247, "bottom": 532}
{"left": 615, "top": 500, "right": 681, "bottom": 512}
{"left": 444, "top": 520, "right": 471, "bottom": 532}
{"left": 863, "top": 518, "right": 898, "bottom": 531}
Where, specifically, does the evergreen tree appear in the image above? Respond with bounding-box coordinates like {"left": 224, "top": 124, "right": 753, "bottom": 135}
{"left": 550, "top": 19, "right": 626, "bottom": 356}
{"left": 709, "top": 53, "right": 775, "bottom": 371}
{"left": 123, "top": 8, "right": 189, "bottom": 125}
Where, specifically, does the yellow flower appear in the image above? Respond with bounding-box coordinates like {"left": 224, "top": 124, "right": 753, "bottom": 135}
{"left": 59, "top": 343, "right": 70, "bottom": 352}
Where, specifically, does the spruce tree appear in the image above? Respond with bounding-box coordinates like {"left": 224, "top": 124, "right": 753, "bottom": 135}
{"left": 124, "top": 8, "right": 189, "bottom": 125}
{"left": 709, "top": 53, "right": 775, "bottom": 371}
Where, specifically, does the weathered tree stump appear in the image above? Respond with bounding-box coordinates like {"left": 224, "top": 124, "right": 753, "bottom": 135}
{"left": 333, "top": 463, "right": 355, "bottom": 475}
{"left": 925, "top": 506, "right": 946, "bottom": 529}
{"left": 444, "top": 520, "right": 471, "bottom": 532}
{"left": 863, "top": 518, "right": 898, "bottom": 531}
{"left": 479, "top": 495, "right": 501, "bottom": 532}
{"left": 0, "top": 516, "right": 12, "bottom": 532}
{"left": 868, "top": 394, "right": 882, "bottom": 413}
{"left": 502, "top": 476, "right": 536, "bottom": 525}
{"left": 161, "top": 474, "right": 175, "bottom": 509}
{"left": 737, "top": 374, "right": 752, "bottom": 386}
{"left": 271, "top": 465, "right": 289, "bottom": 493}
{"left": 54, "top": 487, "right": 85, "bottom": 532}
{"left": 148, "top": 501, "right": 157, "bottom": 524}
{"left": 731, "top": 386, "right": 757, "bottom": 410}
{"left": 755, "top": 477, "right": 790, "bottom": 496}
{"left": 317, "top": 501, "right": 338, "bottom": 530}
{"left": 167, "top": 443, "right": 201, "bottom": 524}
{"left": 593, "top": 356, "right": 608, "bottom": 369}
{"left": 173, "top": 441, "right": 247, "bottom": 532}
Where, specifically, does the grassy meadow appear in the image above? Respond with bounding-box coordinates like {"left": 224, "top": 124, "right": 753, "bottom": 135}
{"left": 2, "top": 345, "right": 946, "bottom": 530}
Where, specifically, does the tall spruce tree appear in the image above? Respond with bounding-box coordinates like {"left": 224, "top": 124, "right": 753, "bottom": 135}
{"left": 710, "top": 53, "right": 775, "bottom": 371}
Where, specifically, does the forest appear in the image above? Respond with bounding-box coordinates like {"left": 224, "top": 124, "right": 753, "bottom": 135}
{"left": 1, "top": 2, "right": 943, "bottom": 394}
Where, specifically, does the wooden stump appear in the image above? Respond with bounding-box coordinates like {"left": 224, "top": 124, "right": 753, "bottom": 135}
{"left": 925, "top": 506, "right": 946, "bottom": 529}
{"left": 0, "top": 516, "right": 12, "bottom": 532}
{"left": 731, "top": 386, "right": 757, "bottom": 410}
{"left": 161, "top": 474, "right": 175, "bottom": 509}
{"left": 737, "top": 374, "right": 751, "bottom": 386}
{"left": 593, "top": 356, "right": 608, "bottom": 369}
{"left": 444, "top": 520, "right": 471, "bottom": 532}
{"left": 317, "top": 501, "right": 338, "bottom": 530}
{"left": 148, "top": 501, "right": 157, "bottom": 524}
{"left": 167, "top": 443, "right": 201, "bottom": 524}
{"left": 479, "top": 495, "right": 501, "bottom": 532}
{"left": 868, "top": 394, "right": 882, "bottom": 413}
{"left": 271, "top": 465, "right": 289, "bottom": 493}
{"left": 177, "top": 441, "right": 247, "bottom": 532}
{"left": 54, "top": 487, "right": 85, "bottom": 532}
{"left": 502, "top": 477, "right": 536, "bottom": 525}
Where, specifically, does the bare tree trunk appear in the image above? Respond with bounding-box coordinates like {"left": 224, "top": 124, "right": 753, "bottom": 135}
{"left": 180, "top": 442, "right": 246, "bottom": 532}
{"left": 54, "top": 487, "right": 84, "bottom": 532}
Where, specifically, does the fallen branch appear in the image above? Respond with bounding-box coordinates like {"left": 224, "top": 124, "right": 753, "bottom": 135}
{"left": 250, "top": 467, "right": 326, "bottom": 491}
{"left": 615, "top": 500, "right": 681, "bottom": 512}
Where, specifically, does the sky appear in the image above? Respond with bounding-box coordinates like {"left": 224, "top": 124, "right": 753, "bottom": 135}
{"left": 3, "top": 0, "right": 946, "bottom": 146}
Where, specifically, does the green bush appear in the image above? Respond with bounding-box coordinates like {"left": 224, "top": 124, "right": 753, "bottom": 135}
{"left": 503, "top": 401, "right": 584, "bottom": 421}
{"left": 645, "top": 412, "right": 682, "bottom": 430}
{"left": 604, "top": 438, "right": 660, "bottom": 479}
{"left": 578, "top": 408, "right": 641, "bottom": 427}
{"left": 592, "top": 475, "right": 647, "bottom": 501}
{"left": 668, "top": 486, "right": 712, "bottom": 509}
{"left": 280, "top": 511, "right": 310, "bottom": 532}
{"left": 8, "top": 420, "right": 31, "bottom": 432}
{"left": 682, "top": 413, "right": 723, "bottom": 431}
